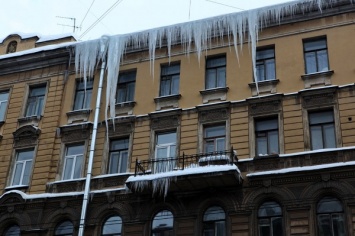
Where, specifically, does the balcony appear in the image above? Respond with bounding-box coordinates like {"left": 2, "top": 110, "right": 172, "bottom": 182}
{"left": 126, "top": 149, "right": 242, "bottom": 196}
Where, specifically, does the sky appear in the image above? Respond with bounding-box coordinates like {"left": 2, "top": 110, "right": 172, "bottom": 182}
{"left": 1, "top": 0, "right": 293, "bottom": 41}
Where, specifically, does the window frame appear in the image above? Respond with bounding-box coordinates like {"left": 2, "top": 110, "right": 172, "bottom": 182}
{"left": 73, "top": 79, "right": 93, "bottom": 111}
{"left": 116, "top": 70, "right": 136, "bottom": 104}
{"left": 255, "top": 117, "right": 279, "bottom": 156}
{"left": 257, "top": 201, "right": 284, "bottom": 236}
{"left": 303, "top": 37, "right": 329, "bottom": 74}
{"left": 62, "top": 143, "right": 85, "bottom": 180}
{"left": 203, "top": 124, "right": 226, "bottom": 153}
{"left": 308, "top": 110, "right": 336, "bottom": 150}
{"left": 54, "top": 220, "right": 74, "bottom": 236}
{"left": 4, "top": 224, "right": 20, "bottom": 236}
{"left": 24, "top": 84, "right": 47, "bottom": 117}
{"left": 0, "top": 90, "right": 10, "bottom": 122}
{"left": 102, "top": 215, "right": 123, "bottom": 236}
{"left": 151, "top": 210, "right": 174, "bottom": 236}
{"left": 256, "top": 46, "right": 276, "bottom": 82}
{"left": 154, "top": 131, "right": 177, "bottom": 173}
{"left": 108, "top": 138, "right": 129, "bottom": 174}
{"left": 160, "top": 63, "right": 180, "bottom": 97}
{"left": 202, "top": 206, "right": 226, "bottom": 236}
{"left": 11, "top": 148, "right": 34, "bottom": 187}
{"left": 205, "top": 55, "right": 226, "bottom": 90}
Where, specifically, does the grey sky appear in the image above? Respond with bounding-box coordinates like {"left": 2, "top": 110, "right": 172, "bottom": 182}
{"left": 1, "top": 0, "right": 292, "bottom": 41}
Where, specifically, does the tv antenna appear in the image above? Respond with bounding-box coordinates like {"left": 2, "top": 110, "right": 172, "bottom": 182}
{"left": 56, "top": 16, "right": 81, "bottom": 33}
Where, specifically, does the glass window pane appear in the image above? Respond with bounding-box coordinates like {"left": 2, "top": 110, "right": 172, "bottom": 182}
{"left": 73, "top": 155, "right": 83, "bottom": 179}
{"left": 205, "top": 126, "right": 225, "bottom": 138}
{"left": 205, "top": 140, "right": 215, "bottom": 153}
{"left": 265, "top": 59, "right": 276, "bottom": 80}
{"left": 55, "top": 221, "right": 73, "bottom": 235}
{"left": 17, "top": 150, "right": 34, "bottom": 161}
{"left": 73, "top": 91, "right": 85, "bottom": 110}
{"left": 318, "top": 215, "right": 332, "bottom": 236}
{"left": 311, "top": 126, "right": 323, "bottom": 150}
{"left": 119, "top": 71, "right": 136, "bottom": 83}
{"left": 317, "top": 197, "right": 343, "bottom": 213}
{"left": 324, "top": 124, "right": 336, "bottom": 148}
{"left": 126, "top": 82, "right": 135, "bottom": 101}
{"left": 4, "top": 225, "right": 20, "bottom": 236}
{"left": 256, "top": 119, "right": 278, "bottom": 131}
{"left": 171, "top": 75, "right": 180, "bottom": 95}
{"left": 309, "top": 111, "right": 334, "bottom": 124}
{"left": 160, "top": 79, "right": 169, "bottom": 96}
{"left": 35, "top": 96, "right": 44, "bottom": 116}
{"left": 206, "top": 57, "right": 226, "bottom": 67}
{"left": 304, "top": 39, "right": 326, "bottom": 51}
{"left": 256, "top": 136, "right": 267, "bottom": 155}
{"left": 206, "top": 70, "right": 216, "bottom": 89}
{"left": 0, "top": 100, "right": 7, "bottom": 121}
{"left": 83, "top": 90, "right": 92, "bottom": 109}
{"left": 119, "top": 151, "right": 128, "bottom": 173}
{"left": 203, "top": 206, "right": 225, "bottom": 221}
{"left": 111, "top": 139, "right": 129, "bottom": 150}
{"left": 258, "top": 201, "right": 282, "bottom": 217}
{"left": 12, "top": 162, "right": 23, "bottom": 186}
{"left": 305, "top": 52, "right": 317, "bottom": 74}
{"left": 256, "top": 63, "right": 265, "bottom": 81}
{"left": 0, "top": 91, "right": 9, "bottom": 101}
{"left": 103, "top": 216, "right": 122, "bottom": 235}
{"left": 272, "top": 217, "right": 283, "bottom": 236}
{"left": 268, "top": 131, "right": 279, "bottom": 154}
{"left": 152, "top": 210, "right": 174, "bottom": 232}
{"left": 217, "top": 67, "right": 226, "bottom": 87}
{"left": 216, "top": 138, "right": 225, "bottom": 152}
{"left": 30, "top": 87, "right": 45, "bottom": 96}
{"left": 67, "top": 145, "right": 84, "bottom": 156}
{"left": 259, "top": 224, "right": 271, "bottom": 236}
{"left": 332, "top": 214, "right": 345, "bottom": 236}
{"left": 63, "top": 157, "right": 74, "bottom": 180}
{"left": 257, "top": 48, "right": 274, "bottom": 60}
{"left": 22, "top": 160, "right": 33, "bottom": 185}
{"left": 317, "top": 50, "right": 329, "bottom": 72}
{"left": 109, "top": 152, "right": 120, "bottom": 174}
{"left": 157, "top": 132, "right": 176, "bottom": 145}
{"left": 215, "top": 221, "right": 226, "bottom": 236}
{"left": 116, "top": 87, "right": 126, "bottom": 103}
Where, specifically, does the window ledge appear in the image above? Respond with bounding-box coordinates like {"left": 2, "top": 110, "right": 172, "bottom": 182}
{"left": 18, "top": 115, "right": 42, "bottom": 127}
{"left": 154, "top": 94, "right": 181, "bottom": 111}
{"left": 5, "top": 185, "right": 29, "bottom": 191}
{"left": 301, "top": 70, "right": 334, "bottom": 89}
{"left": 66, "top": 109, "right": 91, "bottom": 124}
{"left": 249, "top": 79, "right": 279, "bottom": 96}
{"left": 254, "top": 154, "right": 280, "bottom": 159}
{"left": 199, "top": 87, "right": 229, "bottom": 104}
{"left": 115, "top": 101, "right": 136, "bottom": 116}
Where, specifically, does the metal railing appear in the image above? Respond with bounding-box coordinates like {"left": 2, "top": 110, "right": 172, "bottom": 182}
{"left": 134, "top": 147, "right": 237, "bottom": 176}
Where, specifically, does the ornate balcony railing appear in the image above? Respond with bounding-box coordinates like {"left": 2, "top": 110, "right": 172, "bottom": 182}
{"left": 134, "top": 147, "right": 237, "bottom": 176}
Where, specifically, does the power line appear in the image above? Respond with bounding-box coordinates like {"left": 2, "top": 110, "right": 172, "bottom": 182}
{"left": 80, "top": 0, "right": 96, "bottom": 28}
{"left": 79, "top": 0, "right": 125, "bottom": 39}
{"left": 205, "top": 0, "right": 245, "bottom": 11}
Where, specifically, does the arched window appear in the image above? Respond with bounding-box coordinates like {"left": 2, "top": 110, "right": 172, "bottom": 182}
{"left": 6, "top": 41, "right": 17, "bottom": 54}
{"left": 203, "top": 206, "right": 226, "bottom": 236}
{"left": 258, "top": 201, "right": 283, "bottom": 236}
{"left": 4, "top": 225, "right": 20, "bottom": 236}
{"left": 102, "top": 216, "right": 122, "bottom": 236}
{"left": 55, "top": 221, "right": 74, "bottom": 236}
{"left": 152, "top": 210, "right": 173, "bottom": 236}
{"left": 317, "top": 196, "right": 346, "bottom": 236}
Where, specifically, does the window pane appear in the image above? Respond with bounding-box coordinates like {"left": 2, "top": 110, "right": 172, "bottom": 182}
{"left": 119, "top": 151, "right": 128, "bottom": 173}
{"left": 304, "top": 39, "right": 326, "bottom": 51}
{"left": 157, "top": 132, "right": 176, "bottom": 145}
{"left": 111, "top": 139, "right": 129, "bottom": 150}
{"left": 257, "top": 48, "right": 274, "bottom": 60}
{"left": 160, "top": 79, "right": 169, "bottom": 96}
{"left": 206, "top": 57, "right": 226, "bottom": 67}
{"left": 256, "top": 63, "right": 265, "bottom": 81}
{"left": 12, "top": 162, "right": 23, "bottom": 186}
{"left": 318, "top": 215, "right": 332, "bottom": 236}
{"left": 256, "top": 136, "right": 267, "bottom": 155}
{"left": 63, "top": 157, "right": 74, "bottom": 180}
{"left": 268, "top": 130, "right": 279, "bottom": 154}
{"left": 109, "top": 152, "right": 120, "bottom": 174}
{"left": 317, "top": 50, "right": 329, "bottom": 72}
{"left": 205, "top": 126, "right": 225, "bottom": 138}
{"left": 258, "top": 201, "right": 282, "bottom": 217}
{"left": 332, "top": 214, "right": 345, "bottom": 236}
{"left": 215, "top": 221, "right": 226, "bottom": 236}
{"left": 73, "top": 91, "right": 85, "bottom": 110}
{"left": 324, "top": 124, "right": 336, "bottom": 148}
{"left": 216, "top": 138, "right": 225, "bottom": 152}
{"left": 305, "top": 52, "right": 317, "bottom": 74}
{"left": 259, "top": 224, "right": 271, "bottom": 236}
{"left": 171, "top": 75, "right": 180, "bottom": 95}
{"left": 309, "top": 111, "right": 334, "bottom": 124}
{"left": 256, "top": 119, "right": 278, "bottom": 131}
{"left": 0, "top": 101, "right": 7, "bottom": 121}
{"left": 206, "top": 69, "right": 216, "bottom": 89}
{"left": 152, "top": 210, "right": 174, "bottom": 234}
{"left": 156, "top": 146, "right": 168, "bottom": 159}
{"left": 116, "top": 87, "right": 126, "bottom": 103}
{"left": 126, "top": 82, "right": 135, "bottom": 101}
{"left": 317, "top": 197, "right": 343, "bottom": 213}
{"left": 203, "top": 206, "right": 225, "bottom": 221}
{"left": 83, "top": 90, "right": 92, "bottom": 109}
{"left": 272, "top": 217, "right": 283, "bottom": 236}
{"left": 30, "top": 87, "right": 45, "bottom": 96}
{"left": 55, "top": 221, "right": 73, "bottom": 235}
{"left": 67, "top": 145, "right": 84, "bottom": 156}
{"left": 103, "top": 216, "right": 122, "bottom": 235}
{"left": 311, "top": 126, "right": 323, "bottom": 150}
{"left": 73, "top": 155, "right": 83, "bottom": 179}
{"left": 217, "top": 67, "right": 226, "bottom": 87}
{"left": 205, "top": 140, "right": 215, "bottom": 153}
{"left": 17, "top": 150, "right": 34, "bottom": 161}
{"left": 0, "top": 91, "right": 9, "bottom": 101}
{"left": 22, "top": 160, "right": 33, "bottom": 185}
{"left": 265, "top": 59, "right": 276, "bottom": 80}
{"left": 4, "top": 225, "right": 20, "bottom": 236}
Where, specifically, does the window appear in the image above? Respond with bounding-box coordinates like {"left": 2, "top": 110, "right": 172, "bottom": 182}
{"left": 4, "top": 225, "right": 20, "bottom": 236}
{"left": 304, "top": 38, "right": 329, "bottom": 74}
{"left": 255, "top": 118, "right": 279, "bottom": 156}
{"left": 206, "top": 56, "right": 226, "bottom": 89}
{"left": 256, "top": 47, "right": 276, "bottom": 81}
{"left": 102, "top": 216, "right": 122, "bottom": 236}
{"left": 160, "top": 64, "right": 180, "bottom": 96}
{"left": 62, "top": 144, "right": 84, "bottom": 180}
{"left": 155, "top": 132, "right": 177, "bottom": 173}
{"left": 317, "top": 197, "right": 345, "bottom": 236}
{"left": 116, "top": 71, "right": 136, "bottom": 103}
{"left": 258, "top": 201, "right": 283, "bottom": 236}
{"left": 0, "top": 90, "right": 9, "bottom": 121}
{"left": 152, "top": 210, "right": 173, "bottom": 236}
{"left": 25, "top": 85, "right": 46, "bottom": 117}
{"left": 204, "top": 125, "right": 226, "bottom": 153}
{"left": 73, "top": 79, "right": 93, "bottom": 110}
{"left": 108, "top": 138, "right": 129, "bottom": 174}
{"left": 11, "top": 149, "right": 34, "bottom": 186}
{"left": 7, "top": 41, "right": 17, "bottom": 54}
{"left": 55, "top": 221, "right": 73, "bottom": 236}
{"left": 203, "top": 206, "right": 226, "bottom": 236}
{"left": 309, "top": 110, "right": 336, "bottom": 150}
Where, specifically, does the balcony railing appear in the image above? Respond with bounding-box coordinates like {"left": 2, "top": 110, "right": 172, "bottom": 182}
{"left": 134, "top": 148, "right": 237, "bottom": 176}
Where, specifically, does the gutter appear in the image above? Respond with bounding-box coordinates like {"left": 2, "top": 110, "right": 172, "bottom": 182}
{"left": 78, "top": 37, "right": 108, "bottom": 236}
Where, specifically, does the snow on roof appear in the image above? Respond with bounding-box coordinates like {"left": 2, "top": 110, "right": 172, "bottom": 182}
{"left": 0, "top": 32, "right": 39, "bottom": 43}
{"left": 247, "top": 160, "right": 355, "bottom": 177}
{"left": 36, "top": 33, "right": 77, "bottom": 43}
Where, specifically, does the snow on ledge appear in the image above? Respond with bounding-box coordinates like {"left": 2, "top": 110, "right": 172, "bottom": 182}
{"left": 126, "top": 164, "right": 241, "bottom": 197}
{"left": 247, "top": 161, "right": 355, "bottom": 177}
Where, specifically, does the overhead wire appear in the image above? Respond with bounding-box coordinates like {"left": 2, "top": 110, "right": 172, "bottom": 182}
{"left": 205, "top": 0, "right": 245, "bottom": 11}
{"left": 79, "top": 0, "right": 125, "bottom": 39}
{"left": 80, "top": 0, "right": 96, "bottom": 29}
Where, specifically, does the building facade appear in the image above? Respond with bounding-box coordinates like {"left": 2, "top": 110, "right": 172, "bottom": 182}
{"left": 1, "top": 0, "right": 355, "bottom": 235}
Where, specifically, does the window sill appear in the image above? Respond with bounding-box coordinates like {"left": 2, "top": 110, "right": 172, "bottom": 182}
{"left": 18, "top": 115, "right": 42, "bottom": 127}
{"left": 301, "top": 70, "right": 334, "bottom": 88}
{"left": 5, "top": 185, "right": 29, "bottom": 191}
{"left": 154, "top": 94, "right": 181, "bottom": 111}
{"left": 248, "top": 79, "right": 279, "bottom": 96}
{"left": 66, "top": 109, "right": 91, "bottom": 124}
{"left": 199, "top": 87, "right": 229, "bottom": 104}
{"left": 115, "top": 101, "right": 136, "bottom": 116}
{"left": 254, "top": 154, "right": 280, "bottom": 159}
{"left": 46, "top": 178, "right": 85, "bottom": 193}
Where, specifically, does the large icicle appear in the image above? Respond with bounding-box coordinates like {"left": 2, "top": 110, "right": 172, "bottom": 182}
{"left": 74, "top": 0, "right": 352, "bottom": 120}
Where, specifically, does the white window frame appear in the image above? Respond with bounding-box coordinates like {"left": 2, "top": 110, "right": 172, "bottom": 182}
{"left": 154, "top": 132, "right": 177, "bottom": 173}
{"left": 0, "top": 90, "right": 9, "bottom": 121}
{"left": 11, "top": 149, "right": 34, "bottom": 186}
{"left": 62, "top": 144, "right": 84, "bottom": 180}
{"left": 25, "top": 84, "right": 46, "bottom": 117}
{"left": 203, "top": 125, "right": 226, "bottom": 153}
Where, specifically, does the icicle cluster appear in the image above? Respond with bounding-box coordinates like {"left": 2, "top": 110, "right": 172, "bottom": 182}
{"left": 74, "top": 0, "right": 352, "bottom": 120}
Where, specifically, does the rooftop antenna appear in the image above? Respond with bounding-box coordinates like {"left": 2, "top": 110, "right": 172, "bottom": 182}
{"left": 56, "top": 16, "right": 81, "bottom": 33}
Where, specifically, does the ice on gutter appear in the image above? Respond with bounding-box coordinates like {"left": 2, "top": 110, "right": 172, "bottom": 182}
{"left": 126, "top": 164, "right": 241, "bottom": 197}
{"left": 73, "top": 0, "right": 352, "bottom": 121}
{"left": 247, "top": 160, "right": 355, "bottom": 177}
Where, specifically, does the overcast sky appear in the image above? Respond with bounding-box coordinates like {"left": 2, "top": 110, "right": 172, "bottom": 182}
{"left": 1, "top": 0, "right": 293, "bottom": 41}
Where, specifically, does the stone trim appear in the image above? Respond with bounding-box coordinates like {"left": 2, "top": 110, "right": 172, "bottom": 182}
{"left": 300, "top": 87, "right": 336, "bottom": 109}
{"left": 199, "top": 87, "right": 229, "bottom": 104}
{"left": 154, "top": 94, "right": 181, "bottom": 111}
{"left": 249, "top": 79, "right": 279, "bottom": 96}
{"left": 13, "top": 125, "right": 40, "bottom": 148}
{"left": 301, "top": 70, "right": 334, "bottom": 89}
{"left": 17, "top": 115, "right": 41, "bottom": 127}
{"left": 66, "top": 109, "right": 91, "bottom": 124}
{"left": 59, "top": 123, "right": 92, "bottom": 143}
{"left": 115, "top": 101, "right": 136, "bottom": 116}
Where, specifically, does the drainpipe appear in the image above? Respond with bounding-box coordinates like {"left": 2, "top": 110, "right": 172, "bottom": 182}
{"left": 78, "top": 36, "right": 108, "bottom": 236}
